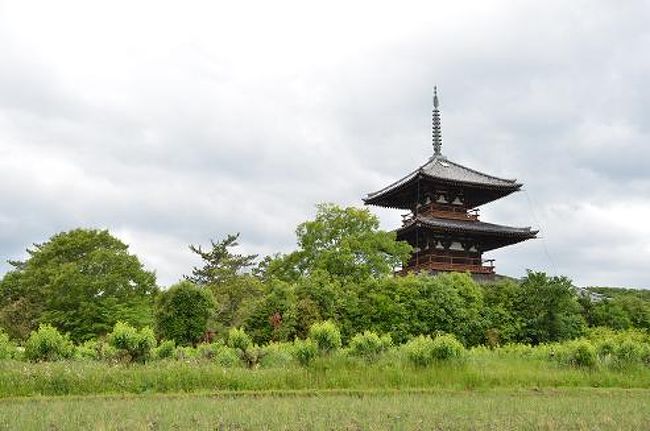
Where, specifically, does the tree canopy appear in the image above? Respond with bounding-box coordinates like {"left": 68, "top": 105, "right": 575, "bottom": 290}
{"left": 261, "top": 204, "right": 412, "bottom": 283}
{"left": 185, "top": 233, "right": 262, "bottom": 335}
{"left": 0, "top": 229, "right": 158, "bottom": 342}
{"left": 154, "top": 281, "right": 215, "bottom": 346}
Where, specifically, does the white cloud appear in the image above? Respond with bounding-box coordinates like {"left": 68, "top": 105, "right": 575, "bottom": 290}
{"left": 1, "top": 0, "right": 649, "bottom": 287}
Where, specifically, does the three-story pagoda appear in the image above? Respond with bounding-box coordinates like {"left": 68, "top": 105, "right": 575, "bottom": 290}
{"left": 364, "top": 88, "right": 537, "bottom": 277}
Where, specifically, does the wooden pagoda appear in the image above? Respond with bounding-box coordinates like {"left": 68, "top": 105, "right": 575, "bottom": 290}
{"left": 363, "top": 88, "right": 537, "bottom": 277}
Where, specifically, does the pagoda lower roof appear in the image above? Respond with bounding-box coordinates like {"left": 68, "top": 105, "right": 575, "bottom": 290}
{"left": 364, "top": 155, "right": 522, "bottom": 209}
{"left": 398, "top": 215, "right": 538, "bottom": 251}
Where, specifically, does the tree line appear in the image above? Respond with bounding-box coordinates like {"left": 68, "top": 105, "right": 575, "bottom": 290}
{"left": 1, "top": 203, "right": 648, "bottom": 347}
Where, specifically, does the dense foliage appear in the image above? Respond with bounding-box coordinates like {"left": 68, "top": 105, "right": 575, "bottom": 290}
{"left": 0, "top": 204, "right": 648, "bottom": 356}
{"left": 154, "top": 281, "right": 215, "bottom": 346}
{"left": 260, "top": 203, "right": 412, "bottom": 283}
{"left": 0, "top": 229, "right": 157, "bottom": 342}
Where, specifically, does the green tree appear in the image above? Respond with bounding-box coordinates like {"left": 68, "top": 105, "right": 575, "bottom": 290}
{"left": 480, "top": 279, "right": 521, "bottom": 346}
{"left": 0, "top": 229, "right": 158, "bottom": 342}
{"left": 349, "top": 272, "right": 484, "bottom": 344}
{"left": 261, "top": 203, "right": 412, "bottom": 283}
{"left": 186, "top": 233, "right": 257, "bottom": 285}
{"left": 244, "top": 280, "right": 298, "bottom": 344}
{"left": 185, "top": 234, "right": 262, "bottom": 334}
{"left": 514, "top": 271, "right": 586, "bottom": 344}
{"left": 154, "top": 281, "right": 215, "bottom": 346}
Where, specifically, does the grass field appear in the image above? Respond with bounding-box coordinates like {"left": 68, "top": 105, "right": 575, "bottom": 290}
{"left": 1, "top": 353, "right": 649, "bottom": 397}
{"left": 1, "top": 347, "right": 649, "bottom": 429}
{"left": 0, "top": 388, "right": 648, "bottom": 430}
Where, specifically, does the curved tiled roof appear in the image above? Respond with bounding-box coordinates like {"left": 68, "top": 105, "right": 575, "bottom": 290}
{"left": 403, "top": 214, "right": 537, "bottom": 237}
{"left": 365, "top": 155, "right": 520, "bottom": 201}
{"left": 397, "top": 214, "right": 538, "bottom": 252}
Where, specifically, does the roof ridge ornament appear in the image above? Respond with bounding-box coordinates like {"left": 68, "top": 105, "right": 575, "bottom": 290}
{"left": 432, "top": 86, "right": 442, "bottom": 156}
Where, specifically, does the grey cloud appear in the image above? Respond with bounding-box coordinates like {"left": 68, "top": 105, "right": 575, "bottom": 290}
{"left": 1, "top": 1, "right": 649, "bottom": 287}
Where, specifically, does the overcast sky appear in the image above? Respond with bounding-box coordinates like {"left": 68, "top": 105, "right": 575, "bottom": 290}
{"left": 1, "top": 1, "right": 649, "bottom": 288}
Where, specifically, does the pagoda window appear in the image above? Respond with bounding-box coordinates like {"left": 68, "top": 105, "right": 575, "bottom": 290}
{"left": 434, "top": 241, "right": 444, "bottom": 249}
{"left": 452, "top": 196, "right": 463, "bottom": 205}
{"left": 450, "top": 241, "right": 464, "bottom": 251}
{"left": 469, "top": 245, "right": 478, "bottom": 252}
{"left": 436, "top": 194, "right": 448, "bottom": 204}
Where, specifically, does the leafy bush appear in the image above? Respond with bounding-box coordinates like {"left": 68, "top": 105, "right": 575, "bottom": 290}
{"left": 75, "top": 340, "right": 100, "bottom": 361}
{"left": 293, "top": 338, "right": 318, "bottom": 366}
{"left": 239, "top": 344, "right": 266, "bottom": 369}
{"left": 175, "top": 346, "right": 198, "bottom": 361}
{"left": 403, "top": 335, "right": 436, "bottom": 367}
{"left": 197, "top": 342, "right": 223, "bottom": 360}
{"left": 260, "top": 342, "right": 294, "bottom": 368}
{"left": 0, "top": 330, "right": 17, "bottom": 360}
{"left": 595, "top": 338, "right": 617, "bottom": 358}
{"left": 561, "top": 340, "right": 597, "bottom": 367}
{"left": 614, "top": 340, "right": 644, "bottom": 367}
{"left": 227, "top": 327, "right": 253, "bottom": 352}
{"left": 154, "top": 281, "right": 215, "bottom": 346}
{"left": 430, "top": 334, "right": 466, "bottom": 362}
{"left": 24, "top": 324, "right": 74, "bottom": 362}
{"left": 107, "top": 322, "right": 157, "bottom": 363}
{"left": 348, "top": 331, "right": 391, "bottom": 361}
{"left": 308, "top": 321, "right": 342, "bottom": 353}
{"left": 154, "top": 340, "right": 176, "bottom": 360}
{"left": 215, "top": 346, "right": 240, "bottom": 367}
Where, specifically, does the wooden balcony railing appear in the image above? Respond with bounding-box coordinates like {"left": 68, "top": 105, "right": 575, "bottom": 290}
{"left": 400, "top": 253, "right": 495, "bottom": 275}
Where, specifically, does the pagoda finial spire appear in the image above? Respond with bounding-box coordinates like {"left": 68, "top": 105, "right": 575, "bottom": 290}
{"left": 432, "top": 86, "right": 442, "bottom": 156}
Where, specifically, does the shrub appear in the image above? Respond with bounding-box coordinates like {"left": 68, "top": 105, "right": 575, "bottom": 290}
{"left": 293, "top": 338, "right": 318, "bottom": 366}
{"left": 75, "top": 340, "right": 100, "bottom": 361}
{"left": 154, "top": 340, "right": 176, "bottom": 360}
{"left": 403, "top": 335, "right": 436, "bottom": 367}
{"left": 215, "top": 346, "right": 240, "bottom": 367}
{"left": 154, "top": 281, "right": 215, "bottom": 346}
{"left": 614, "top": 340, "right": 644, "bottom": 367}
{"left": 595, "top": 338, "right": 617, "bottom": 358}
{"left": 197, "top": 342, "right": 223, "bottom": 360}
{"left": 74, "top": 339, "right": 117, "bottom": 362}
{"left": 260, "top": 342, "right": 294, "bottom": 368}
{"left": 227, "top": 327, "right": 252, "bottom": 352}
{"left": 24, "top": 324, "right": 74, "bottom": 362}
{"left": 175, "top": 346, "right": 198, "bottom": 361}
{"left": 240, "top": 344, "right": 266, "bottom": 369}
{"left": 561, "top": 340, "right": 597, "bottom": 367}
{"left": 431, "top": 334, "right": 466, "bottom": 362}
{"left": 348, "top": 331, "right": 391, "bottom": 361}
{"left": 308, "top": 321, "right": 342, "bottom": 353}
{"left": 0, "top": 330, "right": 17, "bottom": 360}
{"left": 107, "top": 322, "right": 157, "bottom": 363}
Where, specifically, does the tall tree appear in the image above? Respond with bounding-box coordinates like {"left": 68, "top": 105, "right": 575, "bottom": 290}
{"left": 186, "top": 233, "right": 257, "bottom": 285}
{"left": 514, "top": 271, "right": 586, "bottom": 344}
{"left": 261, "top": 203, "right": 412, "bottom": 283}
{"left": 185, "top": 233, "right": 261, "bottom": 334}
{"left": 0, "top": 229, "right": 158, "bottom": 342}
{"left": 155, "top": 281, "right": 215, "bottom": 346}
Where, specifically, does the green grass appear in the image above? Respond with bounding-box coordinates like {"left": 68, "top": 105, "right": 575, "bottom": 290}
{"left": 0, "top": 352, "right": 649, "bottom": 398}
{"left": 0, "top": 388, "right": 648, "bottom": 430}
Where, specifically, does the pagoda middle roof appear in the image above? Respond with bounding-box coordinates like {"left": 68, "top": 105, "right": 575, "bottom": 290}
{"left": 364, "top": 155, "right": 522, "bottom": 209}
{"left": 397, "top": 214, "right": 538, "bottom": 251}
{"left": 400, "top": 214, "right": 537, "bottom": 237}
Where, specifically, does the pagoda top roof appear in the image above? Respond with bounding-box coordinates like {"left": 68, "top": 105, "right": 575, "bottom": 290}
{"left": 364, "top": 155, "right": 522, "bottom": 208}
{"left": 364, "top": 88, "right": 523, "bottom": 209}
{"left": 398, "top": 214, "right": 538, "bottom": 251}
{"left": 366, "top": 154, "right": 519, "bottom": 196}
